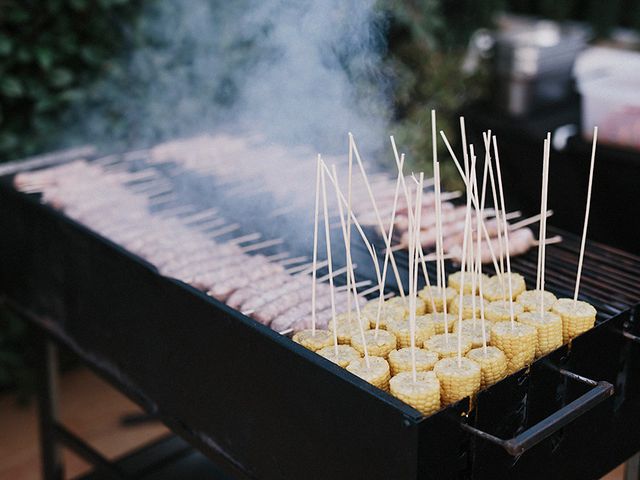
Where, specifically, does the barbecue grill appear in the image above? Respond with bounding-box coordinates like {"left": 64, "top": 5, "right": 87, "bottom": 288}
{"left": 1, "top": 145, "right": 639, "bottom": 480}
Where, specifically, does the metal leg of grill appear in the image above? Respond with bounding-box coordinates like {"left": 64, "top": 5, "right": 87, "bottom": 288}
{"left": 36, "top": 333, "right": 64, "bottom": 480}
{"left": 625, "top": 452, "right": 640, "bottom": 480}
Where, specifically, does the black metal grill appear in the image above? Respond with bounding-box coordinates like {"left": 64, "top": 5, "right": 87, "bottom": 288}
{"left": 1, "top": 149, "right": 639, "bottom": 480}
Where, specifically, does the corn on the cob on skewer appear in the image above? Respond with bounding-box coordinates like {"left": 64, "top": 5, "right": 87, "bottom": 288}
{"left": 482, "top": 273, "right": 526, "bottom": 301}
{"left": 347, "top": 357, "right": 391, "bottom": 391}
{"left": 386, "top": 296, "right": 427, "bottom": 316}
{"left": 484, "top": 300, "right": 524, "bottom": 323}
{"left": 317, "top": 345, "right": 361, "bottom": 367}
{"left": 448, "top": 271, "right": 490, "bottom": 294}
{"left": 390, "top": 371, "right": 441, "bottom": 415}
{"left": 425, "top": 333, "right": 473, "bottom": 358}
{"left": 418, "top": 286, "right": 457, "bottom": 313}
{"left": 386, "top": 316, "right": 436, "bottom": 349}
{"left": 328, "top": 314, "right": 371, "bottom": 344}
{"left": 423, "top": 312, "right": 457, "bottom": 334}
{"left": 292, "top": 329, "right": 334, "bottom": 351}
{"left": 453, "top": 319, "right": 492, "bottom": 348}
{"left": 388, "top": 348, "right": 439, "bottom": 376}
{"left": 517, "top": 310, "right": 562, "bottom": 357}
{"left": 491, "top": 321, "right": 537, "bottom": 373}
{"left": 466, "top": 346, "right": 508, "bottom": 388}
{"left": 349, "top": 330, "right": 397, "bottom": 358}
{"left": 449, "top": 295, "right": 489, "bottom": 320}
{"left": 552, "top": 298, "right": 597, "bottom": 343}
{"left": 516, "top": 289, "right": 557, "bottom": 312}
{"left": 433, "top": 357, "right": 481, "bottom": 405}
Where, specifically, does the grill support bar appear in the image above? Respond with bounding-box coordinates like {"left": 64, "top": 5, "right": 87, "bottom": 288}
{"left": 461, "top": 366, "right": 614, "bottom": 456}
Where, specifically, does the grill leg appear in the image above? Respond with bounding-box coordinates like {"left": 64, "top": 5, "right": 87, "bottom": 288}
{"left": 36, "top": 334, "right": 64, "bottom": 480}
{"left": 625, "top": 452, "right": 640, "bottom": 480}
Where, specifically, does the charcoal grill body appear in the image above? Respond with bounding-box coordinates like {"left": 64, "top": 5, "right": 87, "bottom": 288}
{"left": 1, "top": 172, "right": 639, "bottom": 480}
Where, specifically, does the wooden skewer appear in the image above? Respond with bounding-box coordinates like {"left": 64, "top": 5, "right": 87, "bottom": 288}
{"left": 227, "top": 232, "right": 261, "bottom": 245}
{"left": 573, "top": 127, "right": 598, "bottom": 307}
{"left": 510, "top": 210, "right": 552, "bottom": 231}
{"left": 332, "top": 164, "right": 369, "bottom": 366}
{"left": 374, "top": 153, "right": 405, "bottom": 334}
{"left": 539, "top": 134, "right": 551, "bottom": 312}
{"left": 239, "top": 238, "right": 284, "bottom": 253}
{"left": 290, "top": 259, "right": 329, "bottom": 276}
{"left": 434, "top": 161, "right": 450, "bottom": 342}
{"left": 477, "top": 148, "right": 491, "bottom": 352}
{"left": 532, "top": 235, "right": 562, "bottom": 246}
{"left": 311, "top": 155, "right": 321, "bottom": 334}
{"left": 410, "top": 173, "right": 425, "bottom": 381}
{"left": 346, "top": 139, "right": 354, "bottom": 326}
{"left": 278, "top": 255, "right": 309, "bottom": 267}
{"left": 208, "top": 223, "right": 241, "bottom": 239}
{"left": 336, "top": 280, "right": 371, "bottom": 292}
{"left": 319, "top": 158, "right": 339, "bottom": 356}
{"left": 492, "top": 136, "right": 516, "bottom": 329}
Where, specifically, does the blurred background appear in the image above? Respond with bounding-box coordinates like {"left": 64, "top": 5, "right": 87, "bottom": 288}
{"left": 1, "top": 1, "right": 639, "bottom": 477}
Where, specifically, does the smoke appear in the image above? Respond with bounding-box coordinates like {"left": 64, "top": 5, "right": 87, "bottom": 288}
{"left": 62, "top": 0, "right": 391, "bottom": 157}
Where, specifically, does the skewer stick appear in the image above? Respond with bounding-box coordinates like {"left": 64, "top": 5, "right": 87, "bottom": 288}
{"left": 332, "top": 164, "right": 370, "bottom": 366}
{"left": 532, "top": 235, "right": 562, "bottom": 246}
{"left": 352, "top": 133, "right": 406, "bottom": 299}
{"left": 510, "top": 210, "right": 552, "bottom": 231}
{"left": 477, "top": 145, "right": 491, "bottom": 351}
{"left": 434, "top": 161, "right": 449, "bottom": 342}
{"left": 431, "top": 111, "right": 441, "bottom": 289}
{"left": 483, "top": 133, "right": 505, "bottom": 282}
{"left": 336, "top": 280, "right": 371, "bottom": 292}
{"left": 374, "top": 153, "right": 405, "bottom": 335}
{"left": 320, "top": 159, "right": 339, "bottom": 356}
{"left": 311, "top": 156, "right": 322, "bottom": 334}
{"left": 456, "top": 155, "right": 475, "bottom": 366}
{"left": 492, "top": 136, "right": 516, "bottom": 329}
{"left": 290, "top": 259, "right": 329, "bottom": 276}
{"left": 539, "top": 135, "right": 551, "bottom": 310}
{"left": 347, "top": 139, "right": 354, "bottom": 325}
{"left": 573, "top": 127, "right": 598, "bottom": 307}
{"left": 239, "top": 238, "right": 284, "bottom": 253}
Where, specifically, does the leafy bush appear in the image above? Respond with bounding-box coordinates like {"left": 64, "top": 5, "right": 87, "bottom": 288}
{"left": 0, "top": 0, "right": 142, "bottom": 161}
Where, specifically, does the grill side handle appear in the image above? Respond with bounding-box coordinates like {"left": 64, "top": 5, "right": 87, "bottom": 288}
{"left": 460, "top": 368, "right": 614, "bottom": 456}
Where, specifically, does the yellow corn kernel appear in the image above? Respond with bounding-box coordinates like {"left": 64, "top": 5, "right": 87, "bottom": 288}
{"left": 490, "top": 321, "right": 537, "bottom": 374}
{"left": 484, "top": 300, "right": 525, "bottom": 322}
{"left": 317, "top": 344, "right": 361, "bottom": 367}
{"left": 346, "top": 356, "right": 391, "bottom": 391}
{"left": 349, "top": 329, "right": 397, "bottom": 359}
{"left": 517, "top": 310, "right": 563, "bottom": 357}
{"left": 482, "top": 273, "right": 526, "bottom": 302}
{"left": 423, "top": 312, "right": 457, "bottom": 334}
{"left": 516, "top": 289, "right": 557, "bottom": 312}
{"left": 385, "top": 296, "right": 426, "bottom": 316}
{"left": 449, "top": 294, "right": 489, "bottom": 320}
{"left": 448, "top": 271, "right": 490, "bottom": 294}
{"left": 466, "top": 346, "right": 508, "bottom": 388}
{"left": 390, "top": 371, "right": 441, "bottom": 416}
{"left": 388, "top": 348, "right": 439, "bottom": 376}
{"left": 453, "top": 319, "right": 492, "bottom": 348}
{"left": 424, "top": 333, "right": 473, "bottom": 359}
{"left": 433, "top": 357, "right": 481, "bottom": 405}
{"left": 328, "top": 314, "right": 371, "bottom": 344}
{"left": 386, "top": 316, "right": 436, "bottom": 349}
{"left": 292, "top": 329, "right": 334, "bottom": 351}
{"left": 552, "top": 298, "right": 597, "bottom": 343}
{"left": 418, "top": 286, "right": 457, "bottom": 313}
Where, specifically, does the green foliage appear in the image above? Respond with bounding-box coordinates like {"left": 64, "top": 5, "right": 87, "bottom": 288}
{"left": 0, "top": 0, "right": 142, "bottom": 161}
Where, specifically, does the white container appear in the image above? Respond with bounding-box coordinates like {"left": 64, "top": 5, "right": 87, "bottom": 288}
{"left": 575, "top": 47, "right": 640, "bottom": 150}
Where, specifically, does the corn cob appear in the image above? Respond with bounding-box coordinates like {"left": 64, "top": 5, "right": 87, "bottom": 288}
{"left": 466, "top": 346, "right": 508, "bottom": 388}
{"left": 482, "top": 273, "right": 526, "bottom": 302}
{"left": 390, "top": 371, "right": 441, "bottom": 416}
{"left": 386, "top": 296, "right": 427, "bottom": 316}
{"left": 552, "top": 298, "right": 597, "bottom": 343}
{"left": 423, "top": 312, "right": 457, "bottom": 334}
{"left": 349, "top": 329, "right": 397, "bottom": 359}
{"left": 453, "top": 319, "right": 492, "bottom": 348}
{"left": 517, "top": 310, "right": 562, "bottom": 357}
{"left": 292, "top": 329, "right": 334, "bottom": 351}
{"left": 484, "top": 300, "right": 525, "bottom": 323}
{"left": 449, "top": 294, "right": 489, "bottom": 320}
{"left": 433, "top": 357, "right": 481, "bottom": 405}
{"left": 317, "top": 344, "right": 361, "bottom": 367}
{"left": 418, "top": 285, "right": 457, "bottom": 313}
{"left": 328, "top": 314, "right": 371, "bottom": 344}
{"left": 388, "top": 347, "right": 439, "bottom": 376}
{"left": 448, "top": 271, "right": 490, "bottom": 294}
{"left": 361, "top": 304, "right": 406, "bottom": 330}
{"left": 424, "top": 333, "right": 473, "bottom": 358}
{"left": 516, "top": 289, "right": 557, "bottom": 312}
{"left": 386, "top": 316, "right": 436, "bottom": 349}
{"left": 346, "top": 356, "right": 391, "bottom": 391}
{"left": 490, "top": 321, "right": 537, "bottom": 374}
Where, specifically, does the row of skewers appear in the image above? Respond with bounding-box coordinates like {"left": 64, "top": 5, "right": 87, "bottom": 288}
{"left": 292, "top": 113, "right": 599, "bottom": 416}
